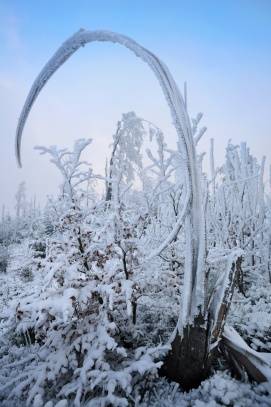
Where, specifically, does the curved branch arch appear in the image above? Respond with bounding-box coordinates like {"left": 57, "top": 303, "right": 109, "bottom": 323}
{"left": 16, "top": 29, "right": 193, "bottom": 168}
{"left": 15, "top": 29, "right": 206, "bottom": 327}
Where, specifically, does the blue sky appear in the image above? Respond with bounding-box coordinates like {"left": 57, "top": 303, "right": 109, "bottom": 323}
{"left": 1, "top": 0, "right": 271, "bottom": 213}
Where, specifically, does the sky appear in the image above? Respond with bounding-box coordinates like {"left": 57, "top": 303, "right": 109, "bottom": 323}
{"left": 1, "top": 0, "right": 271, "bottom": 215}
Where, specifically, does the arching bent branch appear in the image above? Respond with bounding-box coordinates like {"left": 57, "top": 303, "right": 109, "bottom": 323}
{"left": 16, "top": 29, "right": 192, "bottom": 169}
{"left": 15, "top": 30, "right": 208, "bottom": 387}
{"left": 15, "top": 28, "right": 206, "bottom": 328}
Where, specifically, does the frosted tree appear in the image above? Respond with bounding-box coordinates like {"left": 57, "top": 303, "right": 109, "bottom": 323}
{"left": 0, "top": 136, "right": 178, "bottom": 405}
{"left": 35, "top": 138, "right": 93, "bottom": 205}
{"left": 208, "top": 140, "right": 269, "bottom": 291}
{"left": 13, "top": 29, "right": 271, "bottom": 392}
{"left": 15, "top": 181, "right": 27, "bottom": 220}
{"left": 105, "top": 111, "right": 145, "bottom": 202}
{"left": 0, "top": 214, "right": 14, "bottom": 273}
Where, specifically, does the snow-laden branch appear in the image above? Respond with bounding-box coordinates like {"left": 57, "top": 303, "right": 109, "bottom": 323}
{"left": 15, "top": 28, "right": 206, "bottom": 328}
{"left": 147, "top": 189, "right": 190, "bottom": 260}
{"left": 34, "top": 139, "right": 93, "bottom": 202}
{"left": 222, "top": 324, "right": 271, "bottom": 383}
{"left": 16, "top": 29, "right": 190, "bottom": 169}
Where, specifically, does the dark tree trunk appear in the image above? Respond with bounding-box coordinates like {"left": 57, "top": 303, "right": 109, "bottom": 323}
{"left": 236, "top": 256, "right": 245, "bottom": 295}
{"left": 160, "top": 314, "right": 209, "bottom": 390}
{"left": 161, "top": 256, "right": 243, "bottom": 390}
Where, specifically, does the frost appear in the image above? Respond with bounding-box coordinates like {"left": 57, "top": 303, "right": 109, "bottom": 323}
{"left": 0, "top": 27, "right": 269, "bottom": 406}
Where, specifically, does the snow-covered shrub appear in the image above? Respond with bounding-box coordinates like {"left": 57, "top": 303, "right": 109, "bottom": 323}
{"left": 140, "top": 371, "right": 271, "bottom": 407}
{"left": 0, "top": 137, "right": 185, "bottom": 406}
{"left": 228, "top": 282, "right": 271, "bottom": 352}
{"left": 0, "top": 214, "right": 16, "bottom": 273}
{"left": 0, "top": 245, "right": 9, "bottom": 273}
{"left": 0, "top": 197, "right": 174, "bottom": 405}
{"left": 208, "top": 141, "right": 269, "bottom": 292}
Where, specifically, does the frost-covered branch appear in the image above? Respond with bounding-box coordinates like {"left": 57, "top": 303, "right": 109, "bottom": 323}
{"left": 34, "top": 139, "right": 93, "bottom": 203}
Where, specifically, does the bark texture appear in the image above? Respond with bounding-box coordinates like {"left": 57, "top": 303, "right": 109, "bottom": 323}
{"left": 161, "top": 314, "right": 208, "bottom": 390}
{"left": 161, "top": 256, "right": 242, "bottom": 389}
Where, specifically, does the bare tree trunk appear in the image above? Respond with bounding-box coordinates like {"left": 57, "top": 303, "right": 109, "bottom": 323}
{"left": 161, "top": 314, "right": 207, "bottom": 389}
{"left": 162, "top": 255, "right": 242, "bottom": 389}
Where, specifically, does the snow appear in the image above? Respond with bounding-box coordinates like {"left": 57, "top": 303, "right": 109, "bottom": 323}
{"left": 0, "top": 28, "right": 268, "bottom": 407}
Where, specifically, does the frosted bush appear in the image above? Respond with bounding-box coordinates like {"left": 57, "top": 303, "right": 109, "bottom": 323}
{"left": 228, "top": 283, "right": 271, "bottom": 352}
{"left": 140, "top": 372, "right": 271, "bottom": 407}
